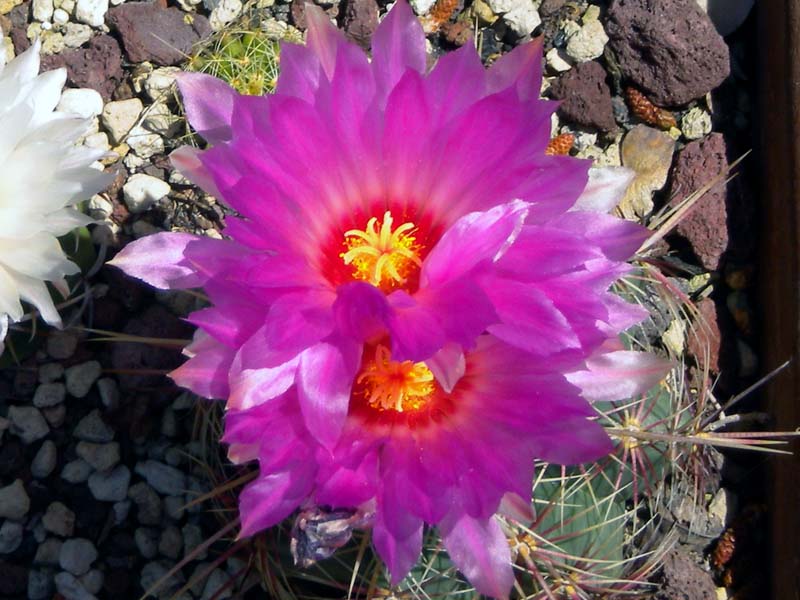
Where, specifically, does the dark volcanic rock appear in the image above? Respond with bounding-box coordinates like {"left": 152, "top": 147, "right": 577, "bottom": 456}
{"left": 668, "top": 133, "right": 728, "bottom": 270}
{"left": 108, "top": 2, "right": 212, "bottom": 66}
{"left": 39, "top": 35, "right": 124, "bottom": 101}
{"left": 606, "top": 0, "right": 730, "bottom": 106}
{"left": 0, "top": 560, "right": 27, "bottom": 595}
{"left": 656, "top": 549, "right": 717, "bottom": 600}
{"left": 548, "top": 61, "right": 617, "bottom": 132}
{"left": 342, "top": 0, "right": 379, "bottom": 49}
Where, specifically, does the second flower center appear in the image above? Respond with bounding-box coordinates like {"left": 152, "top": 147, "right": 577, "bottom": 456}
{"left": 356, "top": 345, "right": 435, "bottom": 413}
{"left": 340, "top": 211, "right": 422, "bottom": 291}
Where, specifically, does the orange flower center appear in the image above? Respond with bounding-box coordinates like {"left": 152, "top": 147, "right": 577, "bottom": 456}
{"left": 340, "top": 211, "right": 422, "bottom": 292}
{"left": 356, "top": 345, "right": 435, "bottom": 413}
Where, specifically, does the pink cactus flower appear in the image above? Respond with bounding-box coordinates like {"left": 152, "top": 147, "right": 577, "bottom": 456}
{"left": 110, "top": 3, "right": 670, "bottom": 597}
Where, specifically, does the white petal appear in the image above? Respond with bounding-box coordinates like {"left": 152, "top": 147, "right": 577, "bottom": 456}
{"left": 12, "top": 272, "right": 61, "bottom": 326}
{"left": 0, "top": 266, "right": 24, "bottom": 322}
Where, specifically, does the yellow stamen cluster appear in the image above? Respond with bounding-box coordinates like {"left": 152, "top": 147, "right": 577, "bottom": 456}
{"left": 340, "top": 211, "right": 422, "bottom": 290}
{"left": 357, "top": 345, "right": 435, "bottom": 412}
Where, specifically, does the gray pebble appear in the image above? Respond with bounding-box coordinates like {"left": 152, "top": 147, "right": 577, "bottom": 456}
{"left": 42, "top": 404, "right": 66, "bottom": 428}
{"left": 32, "top": 440, "right": 57, "bottom": 479}
{"left": 65, "top": 361, "right": 102, "bottom": 398}
{"left": 38, "top": 363, "right": 64, "bottom": 383}
{"left": 61, "top": 459, "right": 92, "bottom": 484}
{"left": 73, "top": 410, "right": 114, "bottom": 443}
{"left": 96, "top": 378, "right": 120, "bottom": 410}
{"left": 59, "top": 538, "right": 98, "bottom": 576}
{"left": 43, "top": 502, "right": 75, "bottom": 537}
{"left": 141, "top": 561, "right": 184, "bottom": 599}
{"left": 34, "top": 538, "right": 63, "bottom": 565}
{"left": 128, "top": 482, "right": 162, "bottom": 525}
{"left": 28, "top": 569, "right": 55, "bottom": 600}
{"left": 163, "top": 447, "right": 183, "bottom": 467}
{"left": 201, "top": 568, "right": 233, "bottom": 600}
{"left": 158, "top": 525, "right": 182, "bottom": 559}
{"left": 54, "top": 571, "right": 97, "bottom": 600}
{"left": 76, "top": 441, "right": 120, "bottom": 471}
{"left": 182, "top": 523, "right": 207, "bottom": 560}
{"left": 135, "top": 527, "right": 159, "bottom": 559}
{"left": 88, "top": 465, "right": 131, "bottom": 502}
{"left": 0, "top": 480, "right": 30, "bottom": 520}
{"left": 0, "top": 520, "right": 23, "bottom": 554}
{"left": 8, "top": 406, "right": 49, "bottom": 444}
{"left": 33, "top": 383, "right": 66, "bottom": 408}
{"left": 164, "top": 495, "right": 185, "bottom": 520}
{"left": 134, "top": 460, "right": 186, "bottom": 496}
{"left": 80, "top": 569, "right": 104, "bottom": 595}
{"left": 112, "top": 500, "right": 131, "bottom": 525}
{"left": 160, "top": 408, "right": 178, "bottom": 437}
{"left": 46, "top": 330, "right": 78, "bottom": 360}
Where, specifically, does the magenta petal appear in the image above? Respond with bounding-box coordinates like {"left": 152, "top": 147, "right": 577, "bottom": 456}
{"left": 427, "top": 43, "right": 486, "bottom": 121}
{"left": 565, "top": 350, "right": 672, "bottom": 402}
{"left": 439, "top": 513, "right": 514, "bottom": 600}
{"left": 486, "top": 38, "right": 543, "bottom": 101}
{"left": 275, "top": 41, "right": 321, "bottom": 102}
{"left": 108, "top": 232, "right": 208, "bottom": 289}
{"left": 373, "top": 489, "right": 425, "bottom": 585}
{"left": 333, "top": 282, "right": 389, "bottom": 341}
{"left": 532, "top": 418, "right": 614, "bottom": 464}
{"left": 426, "top": 342, "right": 465, "bottom": 393}
{"left": 177, "top": 72, "right": 236, "bottom": 144}
{"left": 552, "top": 211, "right": 648, "bottom": 261}
{"left": 297, "top": 341, "right": 360, "bottom": 449}
{"left": 421, "top": 200, "right": 529, "bottom": 288}
{"left": 315, "top": 450, "right": 378, "bottom": 507}
{"left": 238, "top": 467, "right": 315, "bottom": 537}
{"left": 386, "top": 291, "right": 445, "bottom": 362}
{"left": 571, "top": 167, "right": 635, "bottom": 213}
{"left": 498, "top": 492, "right": 534, "bottom": 523}
{"left": 371, "top": 0, "right": 426, "bottom": 101}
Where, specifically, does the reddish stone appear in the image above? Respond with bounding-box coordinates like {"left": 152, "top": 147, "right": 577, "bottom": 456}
{"left": 548, "top": 61, "right": 617, "bottom": 132}
{"left": 107, "top": 2, "right": 212, "bottom": 66}
{"left": 343, "top": 0, "right": 379, "bottom": 49}
{"left": 39, "top": 35, "right": 124, "bottom": 101}
{"left": 606, "top": 0, "right": 730, "bottom": 107}
{"left": 656, "top": 549, "right": 717, "bottom": 600}
{"left": 668, "top": 133, "right": 728, "bottom": 271}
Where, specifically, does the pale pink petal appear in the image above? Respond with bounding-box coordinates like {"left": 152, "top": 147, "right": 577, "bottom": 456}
{"left": 426, "top": 342, "right": 465, "bottom": 393}
{"left": 570, "top": 167, "right": 635, "bottom": 213}
{"left": 498, "top": 492, "right": 534, "bottom": 523}
{"left": 170, "top": 146, "right": 221, "bottom": 198}
{"left": 565, "top": 350, "right": 673, "bottom": 402}
{"left": 275, "top": 42, "right": 321, "bottom": 101}
{"left": 305, "top": 4, "right": 348, "bottom": 79}
{"left": 227, "top": 358, "right": 299, "bottom": 410}
{"left": 170, "top": 336, "right": 233, "bottom": 399}
{"left": 108, "top": 232, "right": 208, "bottom": 289}
{"left": 439, "top": 513, "right": 514, "bottom": 600}
{"left": 177, "top": 72, "right": 236, "bottom": 144}
{"left": 549, "top": 211, "right": 648, "bottom": 261}
{"left": 421, "top": 200, "right": 529, "bottom": 288}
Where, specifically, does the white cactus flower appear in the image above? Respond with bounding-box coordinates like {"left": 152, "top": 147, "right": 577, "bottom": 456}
{"left": 0, "top": 40, "right": 112, "bottom": 354}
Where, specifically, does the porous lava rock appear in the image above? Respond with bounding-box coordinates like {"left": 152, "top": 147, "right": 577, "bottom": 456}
{"left": 668, "top": 133, "right": 728, "bottom": 271}
{"left": 656, "top": 548, "right": 717, "bottom": 600}
{"left": 107, "top": 2, "right": 212, "bottom": 66}
{"left": 605, "top": 0, "right": 730, "bottom": 106}
{"left": 548, "top": 60, "right": 617, "bottom": 132}
{"left": 39, "top": 35, "right": 124, "bottom": 101}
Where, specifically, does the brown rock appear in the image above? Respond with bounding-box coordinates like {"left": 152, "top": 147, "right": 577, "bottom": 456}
{"left": 39, "top": 35, "right": 124, "bottom": 101}
{"left": 606, "top": 0, "right": 730, "bottom": 107}
{"left": 440, "top": 19, "right": 472, "bottom": 47}
{"left": 656, "top": 549, "right": 717, "bottom": 600}
{"left": 668, "top": 133, "right": 728, "bottom": 270}
{"left": 548, "top": 61, "right": 617, "bottom": 132}
{"left": 107, "top": 2, "right": 212, "bottom": 66}
{"left": 343, "top": 0, "right": 379, "bottom": 49}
